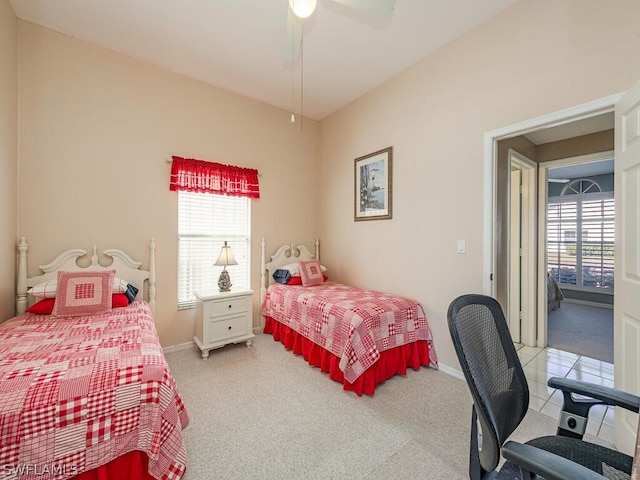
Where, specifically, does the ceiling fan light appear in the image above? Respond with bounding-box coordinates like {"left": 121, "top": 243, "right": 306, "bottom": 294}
{"left": 289, "top": 0, "right": 317, "bottom": 19}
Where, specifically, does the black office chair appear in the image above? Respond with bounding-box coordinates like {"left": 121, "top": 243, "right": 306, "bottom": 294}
{"left": 447, "top": 294, "right": 639, "bottom": 480}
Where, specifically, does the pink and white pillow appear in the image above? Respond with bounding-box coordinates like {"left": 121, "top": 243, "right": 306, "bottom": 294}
{"left": 51, "top": 270, "right": 115, "bottom": 317}
{"left": 298, "top": 259, "right": 325, "bottom": 286}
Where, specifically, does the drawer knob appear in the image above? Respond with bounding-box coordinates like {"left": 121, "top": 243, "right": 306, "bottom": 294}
{"left": 228, "top": 326, "right": 232, "bottom": 330}
{"left": 228, "top": 304, "right": 232, "bottom": 309}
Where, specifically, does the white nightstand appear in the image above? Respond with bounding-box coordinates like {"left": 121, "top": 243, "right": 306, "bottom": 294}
{"left": 193, "top": 289, "right": 255, "bottom": 359}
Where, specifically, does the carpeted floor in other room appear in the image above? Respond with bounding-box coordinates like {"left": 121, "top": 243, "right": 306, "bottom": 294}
{"left": 547, "top": 301, "right": 613, "bottom": 364}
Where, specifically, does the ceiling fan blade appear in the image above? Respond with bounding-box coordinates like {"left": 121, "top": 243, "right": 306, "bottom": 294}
{"left": 284, "top": 7, "right": 302, "bottom": 61}
{"left": 329, "top": 0, "right": 395, "bottom": 17}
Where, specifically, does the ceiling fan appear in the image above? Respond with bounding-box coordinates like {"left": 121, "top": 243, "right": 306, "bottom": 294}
{"left": 285, "top": 0, "right": 396, "bottom": 60}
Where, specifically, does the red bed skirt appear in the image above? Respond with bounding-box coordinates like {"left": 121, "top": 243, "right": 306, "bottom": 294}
{"left": 76, "top": 451, "right": 153, "bottom": 480}
{"left": 263, "top": 316, "right": 431, "bottom": 396}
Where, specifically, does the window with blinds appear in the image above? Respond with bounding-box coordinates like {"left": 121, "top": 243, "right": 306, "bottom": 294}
{"left": 547, "top": 181, "right": 614, "bottom": 291}
{"left": 177, "top": 191, "right": 250, "bottom": 308}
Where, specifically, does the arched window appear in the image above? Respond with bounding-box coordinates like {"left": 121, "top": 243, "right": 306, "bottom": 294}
{"left": 561, "top": 178, "right": 601, "bottom": 195}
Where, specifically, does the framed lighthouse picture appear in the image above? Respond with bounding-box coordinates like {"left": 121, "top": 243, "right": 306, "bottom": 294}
{"left": 354, "top": 146, "right": 392, "bottom": 221}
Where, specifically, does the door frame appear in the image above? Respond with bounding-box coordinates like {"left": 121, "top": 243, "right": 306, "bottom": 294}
{"left": 483, "top": 93, "right": 623, "bottom": 346}
{"left": 508, "top": 150, "right": 537, "bottom": 345}
{"left": 536, "top": 150, "right": 615, "bottom": 347}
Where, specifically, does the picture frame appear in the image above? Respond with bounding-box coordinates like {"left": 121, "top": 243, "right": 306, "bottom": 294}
{"left": 354, "top": 146, "right": 393, "bottom": 221}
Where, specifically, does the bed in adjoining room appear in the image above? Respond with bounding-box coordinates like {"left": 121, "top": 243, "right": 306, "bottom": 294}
{"left": 0, "top": 238, "right": 189, "bottom": 480}
{"left": 260, "top": 239, "right": 438, "bottom": 396}
{"left": 548, "top": 272, "right": 564, "bottom": 312}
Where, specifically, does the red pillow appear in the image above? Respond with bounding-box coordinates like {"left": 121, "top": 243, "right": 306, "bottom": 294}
{"left": 286, "top": 275, "right": 328, "bottom": 285}
{"left": 111, "top": 294, "right": 129, "bottom": 308}
{"left": 27, "top": 294, "right": 130, "bottom": 315}
{"left": 26, "top": 298, "right": 55, "bottom": 314}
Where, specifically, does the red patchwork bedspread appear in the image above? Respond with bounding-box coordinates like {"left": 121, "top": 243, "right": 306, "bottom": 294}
{"left": 0, "top": 301, "right": 189, "bottom": 480}
{"left": 261, "top": 282, "right": 438, "bottom": 383}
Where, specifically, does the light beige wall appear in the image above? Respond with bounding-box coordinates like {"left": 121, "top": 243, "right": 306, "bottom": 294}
{"left": 17, "top": 21, "right": 319, "bottom": 346}
{"left": 318, "top": 0, "right": 640, "bottom": 371}
{"left": 0, "top": 0, "right": 17, "bottom": 321}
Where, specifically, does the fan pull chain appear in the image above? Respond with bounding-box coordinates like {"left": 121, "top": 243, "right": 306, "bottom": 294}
{"left": 299, "top": 22, "right": 304, "bottom": 131}
{"left": 291, "top": 27, "right": 296, "bottom": 124}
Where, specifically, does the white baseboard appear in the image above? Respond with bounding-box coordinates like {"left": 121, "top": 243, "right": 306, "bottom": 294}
{"left": 163, "top": 341, "right": 196, "bottom": 354}
{"left": 437, "top": 363, "right": 465, "bottom": 381}
{"left": 563, "top": 298, "right": 613, "bottom": 310}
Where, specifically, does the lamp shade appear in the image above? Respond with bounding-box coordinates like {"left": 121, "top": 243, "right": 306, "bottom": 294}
{"left": 214, "top": 242, "right": 238, "bottom": 267}
{"left": 289, "top": 0, "right": 317, "bottom": 19}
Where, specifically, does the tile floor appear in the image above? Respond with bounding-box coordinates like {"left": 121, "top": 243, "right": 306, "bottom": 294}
{"left": 516, "top": 344, "right": 616, "bottom": 444}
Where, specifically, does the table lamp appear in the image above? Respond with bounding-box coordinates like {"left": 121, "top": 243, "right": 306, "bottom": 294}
{"left": 214, "top": 241, "right": 238, "bottom": 292}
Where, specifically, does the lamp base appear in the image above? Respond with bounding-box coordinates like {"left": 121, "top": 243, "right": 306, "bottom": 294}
{"left": 217, "top": 269, "right": 232, "bottom": 292}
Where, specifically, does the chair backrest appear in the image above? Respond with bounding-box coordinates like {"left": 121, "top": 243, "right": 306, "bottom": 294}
{"left": 447, "top": 294, "right": 530, "bottom": 476}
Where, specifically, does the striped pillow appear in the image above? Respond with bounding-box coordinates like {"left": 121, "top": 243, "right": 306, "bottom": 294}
{"left": 29, "top": 277, "right": 129, "bottom": 298}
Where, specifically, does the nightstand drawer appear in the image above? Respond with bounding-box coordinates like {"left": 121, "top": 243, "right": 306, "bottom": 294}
{"left": 210, "top": 315, "right": 248, "bottom": 342}
{"left": 209, "top": 297, "right": 247, "bottom": 318}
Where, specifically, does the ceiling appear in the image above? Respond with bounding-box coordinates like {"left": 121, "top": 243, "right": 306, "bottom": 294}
{"left": 548, "top": 158, "right": 614, "bottom": 180}
{"left": 9, "top": 0, "right": 519, "bottom": 120}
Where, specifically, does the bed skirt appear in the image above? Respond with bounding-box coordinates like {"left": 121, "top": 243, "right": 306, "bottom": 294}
{"left": 263, "top": 316, "right": 431, "bottom": 396}
{"left": 74, "top": 451, "right": 153, "bottom": 480}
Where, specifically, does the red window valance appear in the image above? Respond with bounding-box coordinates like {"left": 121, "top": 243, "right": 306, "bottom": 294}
{"left": 169, "top": 156, "right": 260, "bottom": 198}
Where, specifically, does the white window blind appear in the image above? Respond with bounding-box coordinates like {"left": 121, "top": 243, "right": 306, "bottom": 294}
{"left": 178, "top": 191, "right": 250, "bottom": 308}
{"left": 547, "top": 187, "right": 614, "bottom": 291}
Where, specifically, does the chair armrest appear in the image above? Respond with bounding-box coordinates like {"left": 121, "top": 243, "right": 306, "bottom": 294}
{"left": 502, "top": 441, "right": 606, "bottom": 480}
{"left": 548, "top": 377, "right": 640, "bottom": 413}
{"left": 548, "top": 377, "right": 640, "bottom": 438}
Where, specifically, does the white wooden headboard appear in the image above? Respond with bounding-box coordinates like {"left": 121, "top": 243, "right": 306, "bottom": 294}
{"left": 16, "top": 237, "right": 157, "bottom": 318}
{"left": 260, "top": 238, "right": 320, "bottom": 305}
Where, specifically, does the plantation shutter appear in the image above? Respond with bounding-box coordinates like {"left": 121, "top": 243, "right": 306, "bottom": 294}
{"left": 547, "top": 191, "right": 614, "bottom": 291}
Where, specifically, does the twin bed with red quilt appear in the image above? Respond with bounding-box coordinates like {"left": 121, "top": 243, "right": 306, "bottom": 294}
{"left": 2, "top": 239, "right": 189, "bottom": 480}
{"left": 260, "top": 240, "right": 438, "bottom": 396}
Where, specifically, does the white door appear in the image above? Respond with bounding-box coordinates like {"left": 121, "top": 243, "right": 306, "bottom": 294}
{"left": 509, "top": 169, "right": 522, "bottom": 342}
{"left": 508, "top": 150, "right": 537, "bottom": 345}
{"left": 614, "top": 79, "right": 640, "bottom": 454}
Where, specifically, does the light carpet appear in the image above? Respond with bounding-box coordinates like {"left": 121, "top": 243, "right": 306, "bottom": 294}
{"left": 164, "top": 333, "right": 602, "bottom": 480}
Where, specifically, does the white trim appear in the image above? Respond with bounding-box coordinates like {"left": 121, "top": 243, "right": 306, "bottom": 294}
{"left": 541, "top": 150, "right": 615, "bottom": 171}
{"left": 437, "top": 363, "right": 465, "bottom": 381}
{"left": 483, "top": 93, "right": 622, "bottom": 345}
{"left": 163, "top": 341, "right": 197, "bottom": 354}
{"left": 562, "top": 298, "right": 614, "bottom": 310}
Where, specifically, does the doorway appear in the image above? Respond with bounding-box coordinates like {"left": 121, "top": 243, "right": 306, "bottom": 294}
{"left": 483, "top": 93, "right": 621, "bottom": 348}
{"left": 541, "top": 155, "right": 615, "bottom": 363}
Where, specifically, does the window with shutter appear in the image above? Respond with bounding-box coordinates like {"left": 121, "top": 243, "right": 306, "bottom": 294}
{"left": 547, "top": 179, "right": 614, "bottom": 291}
